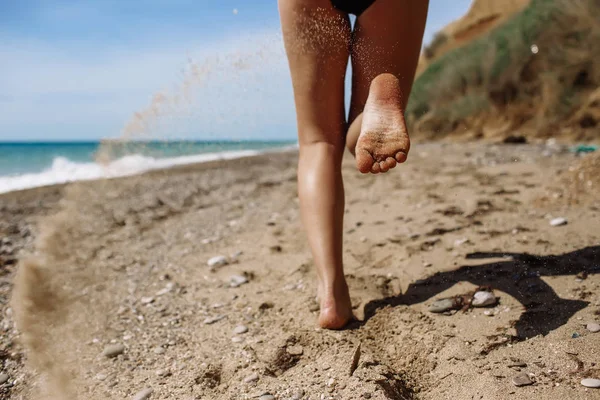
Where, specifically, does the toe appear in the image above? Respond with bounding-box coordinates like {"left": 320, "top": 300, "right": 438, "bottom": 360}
{"left": 356, "top": 148, "right": 374, "bottom": 174}
{"left": 384, "top": 157, "right": 397, "bottom": 170}
{"left": 395, "top": 151, "right": 407, "bottom": 163}
{"left": 371, "top": 163, "right": 380, "bottom": 174}
{"left": 379, "top": 160, "right": 389, "bottom": 173}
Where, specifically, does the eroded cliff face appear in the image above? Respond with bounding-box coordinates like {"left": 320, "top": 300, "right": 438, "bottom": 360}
{"left": 418, "top": 0, "right": 531, "bottom": 75}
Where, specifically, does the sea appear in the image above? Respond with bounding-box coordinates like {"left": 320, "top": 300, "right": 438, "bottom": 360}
{"left": 0, "top": 140, "right": 297, "bottom": 194}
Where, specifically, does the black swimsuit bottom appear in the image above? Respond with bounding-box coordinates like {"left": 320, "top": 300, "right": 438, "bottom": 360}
{"left": 330, "top": 0, "right": 376, "bottom": 16}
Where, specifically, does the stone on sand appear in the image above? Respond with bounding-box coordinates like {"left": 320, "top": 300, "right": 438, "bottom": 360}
{"left": 0, "top": 373, "right": 8, "bottom": 384}
{"left": 230, "top": 275, "right": 248, "bottom": 288}
{"left": 472, "top": 291, "right": 497, "bottom": 307}
{"left": 204, "top": 315, "right": 226, "bottom": 325}
{"left": 102, "top": 344, "right": 125, "bottom": 358}
{"left": 512, "top": 372, "right": 533, "bottom": 387}
{"left": 549, "top": 217, "right": 567, "bottom": 227}
{"left": 132, "top": 387, "right": 153, "bottom": 400}
{"left": 581, "top": 378, "right": 600, "bottom": 388}
{"left": 207, "top": 255, "right": 228, "bottom": 269}
{"left": 429, "top": 298, "right": 457, "bottom": 313}
{"left": 286, "top": 345, "right": 303, "bottom": 356}
{"left": 259, "top": 395, "right": 275, "bottom": 400}
{"left": 586, "top": 323, "right": 600, "bottom": 333}
{"left": 233, "top": 325, "right": 248, "bottom": 334}
{"left": 243, "top": 372, "right": 259, "bottom": 383}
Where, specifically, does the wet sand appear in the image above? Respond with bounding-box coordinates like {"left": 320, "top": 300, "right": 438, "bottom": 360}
{"left": 1, "top": 141, "right": 599, "bottom": 400}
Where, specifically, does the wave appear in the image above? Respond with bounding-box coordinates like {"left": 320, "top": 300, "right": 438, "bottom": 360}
{"left": 0, "top": 146, "right": 296, "bottom": 195}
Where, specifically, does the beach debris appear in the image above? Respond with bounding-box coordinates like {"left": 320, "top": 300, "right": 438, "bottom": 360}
{"left": 286, "top": 345, "right": 303, "bottom": 356}
{"left": 549, "top": 217, "right": 567, "bottom": 227}
{"left": 102, "top": 344, "right": 125, "bottom": 358}
{"left": 208, "top": 255, "right": 229, "bottom": 269}
{"left": 512, "top": 372, "right": 533, "bottom": 387}
{"left": 230, "top": 274, "right": 248, "bottom": 288}
{"left": 581, "top": 378, "right": 600, "bottom": 388}
{"left": 349, "top": 343, "right": 361, "bottom": 376}
{"left": 572, "top": 144, "right": 598, "bottom": 154}
{"left": 204, "top": 315, "right": 226, "bottom": 325}
{"left": 472, "top": 291, "right": 497, "bottom": 307}
{"left": 0, "top": 373, "right": 8, "bottom": 384}
{"left": 429, "top": 297, "right": 463, "bottom": 313}
{"left": 233, "top": 325, "right": 248, "bottom": 335}
{"left": 132, "top": 387, "right": 153, "bottom": 400}
{"left": 503, "top": 135, "right": 527, "bottom": 144}
{"left": 243, "top": 372, "right": 259, "bottom": 383}
{"left": 572, "top": 332, "right": 581, "bottom": 339}
{"left": 586, "top": 323, "right": 600, "bottom": 333}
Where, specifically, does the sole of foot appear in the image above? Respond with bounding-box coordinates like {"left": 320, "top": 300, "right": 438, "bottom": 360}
{"left": 355, "top": 73, "right": 410, "bottom": 174}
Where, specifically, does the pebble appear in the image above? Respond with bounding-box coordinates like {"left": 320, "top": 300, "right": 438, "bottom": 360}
{"left": 0, "top": 373, "right": 8, "bottom": 384}
{"left": 287, "top": 345, "right": 304, "bottom": 356}
{"left": 207, "top": 255, "right": 228, "bottom": 269}
{"left": 512, "top": 372, "right": 533, "bottom": 387}
{"left": 472, "top": 291, "right": 497, "bottom": 307}
{"left": 132, "top": 387, "right": 153, "bottom": 400}
{"left": 102, "top": 344, "right": 125, "bottom": 358}
{"left": 429, "top": 298, "right": 456, "bottom": 313}
{"left": 233, "top": 325, "right": 249, "bottom": 334}
{"left": 549, "top": 217, "right": 567, "bottom": 227}
{"left": 230, "top": 275, "right": 248, "bottom": 288}
{"left": 204, "top": 315, "right": 226, "bottom": 325}
{"left": 140, "top": 297, "right": 154, "bottom": 305}
{"left": 291, "top": 390, "right": 305, "bottom": 399}
{"left": 243, "top": 372, "right": 259, "bottom": 383}
{"left": 156, "top": 369, "right": 170, "bottom": 377}
{"left": 259, "top": 395, "right": 275, "bottom": 400}
{"left": 95, "top": 373, "right": 108, "bottom": 381}
{"left": 153, "top": 346, "right": 166, "bottom": 354}
{"left": 586, "top": 323, "right": 600, "bottom": 333}
{"left": 232, "top": 336, "right": 244, "bottom": 343}
{"left": 581, "top": 378, "right": 600, "bottom": 388}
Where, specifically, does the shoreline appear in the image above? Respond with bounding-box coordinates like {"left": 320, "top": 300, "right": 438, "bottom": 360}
{"left": 0, "top": 144, "right": 298, "bottom": 197}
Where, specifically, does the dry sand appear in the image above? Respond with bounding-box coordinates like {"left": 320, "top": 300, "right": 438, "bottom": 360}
{"left": 1, "top": 141, "right": 599, "bottom": 400}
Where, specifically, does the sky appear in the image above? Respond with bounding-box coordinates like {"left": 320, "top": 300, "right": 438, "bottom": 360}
{"left": 0, "top": 0, "right": 472, "bottom": 141}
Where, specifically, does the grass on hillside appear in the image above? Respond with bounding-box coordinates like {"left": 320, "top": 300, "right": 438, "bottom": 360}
{"left": 408, "top": 0, "right": 600, "bottom": 139}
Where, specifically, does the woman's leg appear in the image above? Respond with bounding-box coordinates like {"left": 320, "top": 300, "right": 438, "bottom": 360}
{"left": 345, "top": 0, "right": 429, "bottom": 173}
{"left": 278, "top": 0, "right": 353, "bottom": 329}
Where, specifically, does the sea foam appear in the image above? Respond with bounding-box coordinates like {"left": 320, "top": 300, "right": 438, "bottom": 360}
{"left": 0, "top": 148, "right": 290, "bottom": 194}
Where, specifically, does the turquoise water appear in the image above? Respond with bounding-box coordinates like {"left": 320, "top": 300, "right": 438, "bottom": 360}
{"left": 0, "top": 140, "right": 296, "bottom": 194}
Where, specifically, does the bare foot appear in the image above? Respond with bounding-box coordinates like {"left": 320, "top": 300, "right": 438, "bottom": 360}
{"left": 355, "top": 73, "right": 410, "bottom": 174}
{"left": 317, "top": 279, "right": 354, "bottom": 330}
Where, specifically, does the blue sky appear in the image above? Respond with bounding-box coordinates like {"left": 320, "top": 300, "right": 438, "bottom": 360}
{"left": 0, "top": 0, "right": 472, "bottom": 141}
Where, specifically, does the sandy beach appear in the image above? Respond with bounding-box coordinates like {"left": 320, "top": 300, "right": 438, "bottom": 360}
{"left": 1, "top": 141, "right": 599, "bottom": 400}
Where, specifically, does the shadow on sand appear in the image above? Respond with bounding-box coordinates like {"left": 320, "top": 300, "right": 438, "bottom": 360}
{"left": 360, "top": 246, "right": 600, "bottom": 339}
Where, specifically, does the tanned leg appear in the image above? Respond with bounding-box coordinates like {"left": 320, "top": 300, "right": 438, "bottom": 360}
{"left": 345, "top": 0, "right": 429, "bottom": 173}
{"left": 278, "top": 0, "right": 353, "bottom": 329}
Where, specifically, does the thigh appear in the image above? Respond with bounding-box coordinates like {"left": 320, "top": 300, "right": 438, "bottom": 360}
{"left": 278, "top": 0, "right": 352, "bottom": 147}
{"left": 348, "top": 0, "right": 429, "bottom": 122}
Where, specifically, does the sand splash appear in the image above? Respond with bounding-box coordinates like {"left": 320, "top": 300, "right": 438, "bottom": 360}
{"left": 11, "top": 32, "right": 286, "bottom": 400}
